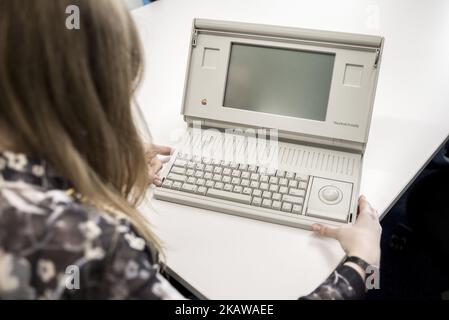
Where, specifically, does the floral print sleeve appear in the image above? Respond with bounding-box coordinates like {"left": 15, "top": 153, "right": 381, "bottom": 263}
{"left": 0, "top": 151, "right": 184, "bottom": 300}
{"left": 301, "top": 265, "right": 366, "bottom": 300}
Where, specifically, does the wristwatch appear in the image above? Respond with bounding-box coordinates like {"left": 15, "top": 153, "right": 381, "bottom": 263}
{"left": 344, "top": 256, "right": 371, "bottom": 273}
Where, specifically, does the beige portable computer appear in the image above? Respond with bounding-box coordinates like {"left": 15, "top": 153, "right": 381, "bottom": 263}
{"left": 155, "top": 19, "right": 384, "bottom": 229}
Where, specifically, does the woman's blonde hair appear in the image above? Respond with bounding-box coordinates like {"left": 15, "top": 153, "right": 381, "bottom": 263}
{"left": 0, "top": 0, "right": 161, "bottom": 253}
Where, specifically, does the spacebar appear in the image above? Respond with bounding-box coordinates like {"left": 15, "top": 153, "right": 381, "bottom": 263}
{"left": 206, "top": 189, "right": 252, "bottom": 205}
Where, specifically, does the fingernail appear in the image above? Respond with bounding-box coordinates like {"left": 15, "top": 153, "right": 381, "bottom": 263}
{"left": 312, "top": 224, "right": 321, "bottom": 232}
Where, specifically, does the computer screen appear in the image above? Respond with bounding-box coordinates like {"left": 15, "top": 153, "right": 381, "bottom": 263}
{"left": 223, "top": 44, "right": 335, "bottom": 121}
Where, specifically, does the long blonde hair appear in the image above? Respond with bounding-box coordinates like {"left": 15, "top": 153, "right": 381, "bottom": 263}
{"left": 0, "top": 0, "right": 161, "bottom": 254}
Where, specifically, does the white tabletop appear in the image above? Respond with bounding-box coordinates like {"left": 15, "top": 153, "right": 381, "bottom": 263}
{"left": 132, "top": 0, "right": 449, "bottom": 299}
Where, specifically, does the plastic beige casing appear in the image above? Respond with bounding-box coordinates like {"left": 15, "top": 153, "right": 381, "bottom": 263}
{"left": 181, "top": 19, "right": 384, "bottom": 152}
{"left": 154, "top": 19, "right": 384, "bottom": 229}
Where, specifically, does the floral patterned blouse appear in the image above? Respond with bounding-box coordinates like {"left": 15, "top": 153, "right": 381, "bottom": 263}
{"left": 0, "top": 151, "right": 365, "bottom": 300}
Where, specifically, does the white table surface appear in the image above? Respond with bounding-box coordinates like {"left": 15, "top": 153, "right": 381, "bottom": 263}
{"left": 132, "top": 0, "right": 449, "bottom": 299}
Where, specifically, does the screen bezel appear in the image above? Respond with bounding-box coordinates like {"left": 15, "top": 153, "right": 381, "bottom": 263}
{"left": 182, "top": 32, "right": 379, "bottom": 144}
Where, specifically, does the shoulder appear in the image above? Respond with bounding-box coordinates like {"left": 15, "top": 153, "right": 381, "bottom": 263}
{"left": 0, "top": 184, "right": 158, "bottom": 299}
{"left": 0, "top": 183, "right": 128, "bottom": 252}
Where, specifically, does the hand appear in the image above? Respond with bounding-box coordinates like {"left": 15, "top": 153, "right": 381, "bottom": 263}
{"left": 145, "top": 144, "right": 172, "bottom": 186}
{"left": 312, "top": 196, "right": 382, "bottom": 267}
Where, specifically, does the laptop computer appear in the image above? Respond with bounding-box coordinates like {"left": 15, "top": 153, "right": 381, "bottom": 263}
{"left": 154, "top": 18, "right": 384, "bottom": 229}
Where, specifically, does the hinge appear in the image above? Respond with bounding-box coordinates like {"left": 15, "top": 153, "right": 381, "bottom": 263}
{"left": 192, "top": 29, "right": 198, "bottom": 47}
{"left": 373, "top": 48, "right": 380, "bottom": 69}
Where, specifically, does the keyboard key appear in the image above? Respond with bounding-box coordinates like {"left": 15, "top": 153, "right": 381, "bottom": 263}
{"left": 298, "top": 182, "right": 308, "bottom": 190}
{"left": 288, "top": 180, "right": 298, "bottom": 188}
{"left": 174, "top": 159, "right": 187, "bottom": 167}
{"left": 222, "top": 176, "right": 231, "bottom": 183}
{"left": 233, "top": 186, "right": 243, "bottom": 193}
{"left": 196, "top": 163, "right": 204, "bottom": 171}
{"left": 241, "top": 172, "right": 250, "bottom": 179}
{"left": 282, "top": 195, "right": 304, "bottom": 204}
{"left": 267, "top": 168, "right": 277, "bottom": 176}
{"left": 239, "top": 164, "right": 248, "bottom": 171}
{"left": 186, "top": 169, "right": 195, "bottom": 176}
{"left": 272, "top": 201, "right": 282, "bottom": 210}
{"left": 214, "top": 167, "right": 223, "bottom": 174}
{"left": 289, "top": 188, "right": 305, "bottom": 197}
{"left": 214, "top": 182, "right": 224, "bottom": 190}
{"left": 276, "top": 170, "right": 285, "bottom": 177}
{"left": 279, "top": 178, "right": 288, "bottom": 186}
{"left": 260, "top": 175, "right": 269, "bottom": 183}
{"left": 250, "top": 173, "right": 260, "bottom": 181}
{"left": 262, "top": 191, "right": 272, "bottom": 199}
{"left": 231, "top": 170, "right": 241, "bottom": 177}
{"left": 231, "top": 177, "right": 241, "bottom": 185}
{"left": 171, "top": 167, "right": 186, "bottom": 175}
{"left": 172, "top": 181, "right": 182, "bottom": 190}
{"left": 282, "top": 202, "right": 292, "bottom": 212}
{"left": 230, "top": 163, "right": 239, "bottom": 169}
{"left": 205, "top": 180, "right": 214, "bottom": 188}
{"left": 186, "top": 177, "right": 196, "bottom": 184}
{"left": 181, "top": 183, "right": 197, "bottom": 193}
{"left": 292, "top": 205, "right": 302, "bottom": 214}
{"left": 250, "top": 181, "right": 259, "bottom": 189}
{"left": 269, "top": 184, "right": 279, "bottom": 192}
{"left": 248, "top": 165, "right": 258, "bottom": 172}
{"left": 196, "top": 186, "right": 207, "bottom": 195}
{"left": 167, "top": 173, "right": 187, "bottom": 183}
{"left": 241, "top": 179, "right": 250, "bottom": 187}
{"left": 253, "top": 189, "right": 262, "bottom": 197}
{"left": 252, "top": 197, "right": 262, "bottom": 206}
{"left": 258, "top": 167, "right": 267, "bottom": 174}
{"left": 269, "top": 177, "right": 278, "bottom": 184}
{"left": 195, "top": 171, "right": 204, "bottom": 178}
{"left": 224, "top": 184, "right": 233, "bottom": 192}
{"left": 161, "top": 179, "right": 173, "bottom": 189}
{"left": 223, "top": 168, "right": 232, "bottom": 175}
{"left": 285, "top": 171, "right": 295, "bottom": 179}
{"left": 295, "top": 174, "right": 309, "bottom": 181}
{"left": 279, "top": 186, "right": 288, "bottom": 194}
{"left": 272, "top": 193, "right": 282, "bottom": 201}
{"left": 243, "top": 187, "right": 252, "bottom": 195}
{"left": 205, "top": 165, "right": 214, "bottom": 172}
{"left": 206, "top": 189, "right": 251, "bottom": 204}
{"left": 204, "top": 172, "right": 213, "bottom": 180}
{"left": 260, "top": 183, "right": 269, "bottom": 190}
{"left": 196, "top": 178, "right": 205, "bottom": 186}
{"left": 213, "top": 174, "right": 222, "bottom": 182}
{"left": 187, "top": 162, "right": 196, "bottom": 169}
{"left": 262, "top": 199, "right": 272, "bottom": 208}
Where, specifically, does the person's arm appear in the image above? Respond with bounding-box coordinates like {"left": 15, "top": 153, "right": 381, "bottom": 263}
{"left": 301, "top": 196, "right": 382, "bottom": 300}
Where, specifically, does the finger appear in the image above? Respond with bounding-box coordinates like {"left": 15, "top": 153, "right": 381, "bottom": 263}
{"left": 358, "top": 195, "right": 371, "bottom": 213}
{"left": 150, "top": 159, "right": 163, "bottom": 173}
{"left": 358, "top": 197, "right": 377, "bottom": 219}
{"left": 148, "top": 145, "right": 172, "bottom": 158}
{"left": 312, "top": 224, "right": 340, "bottom": 240}
{"left": 161, "top": 156, "right": 171, "bottom": 164}
{"left": 153, "top": 176, "right": 162, "bottom": 186}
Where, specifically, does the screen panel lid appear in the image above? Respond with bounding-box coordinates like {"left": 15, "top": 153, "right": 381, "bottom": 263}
{"left": 181, "top": 18, "right": 384, "bottom": 148}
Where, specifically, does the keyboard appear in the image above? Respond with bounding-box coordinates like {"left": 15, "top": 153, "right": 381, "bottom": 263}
{"left": 155, "top": 150, "right": 355, "bottom": 228}
{"left": 158, "top": 150, "right": 318, "bottom": 214}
